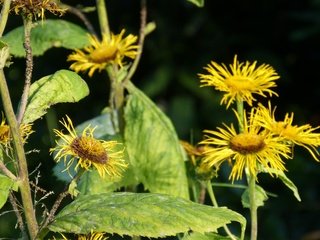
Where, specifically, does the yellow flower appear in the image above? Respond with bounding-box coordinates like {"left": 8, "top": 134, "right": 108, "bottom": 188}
{"left": 198, "top": 55, "right": 279, "bottom": 108}
{"left": 68, "top": 30, "right": 139, "bottom": 77}
{"left": 200, "top": 109, "right": 291, "bottom": 181}
{"left": 78, "top": 232, "right": 107, "bottom": 240}
{"left": 0, "top": 0, "right": 66, "bottom": 20}
{"left": 54, "top": 232, "right": 107, "bottom": 240}
{"left": 0, "top": 114, "right": 33, "bottom": 147}
{"left": 50, "top": 116, "right": 128, "bottom": 179}
{"left": 254, "top": 102, "right": 320, "bottom": 161}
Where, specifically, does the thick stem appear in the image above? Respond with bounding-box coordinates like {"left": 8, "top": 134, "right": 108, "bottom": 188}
{"left": 206, "top": 181, "right": 237, "bottom": 240}
{"left": 0, "top": 70, "right": 38, "bottom": 239}
{"left": 0, "top": 0, "right": 11, "bottom": 37}
{"left": 17, "top": 16, "right": 33, "bottom": 124}
{"left": 96, "top": 0, "right": 110, "bottom": 38}
{"left": 249, "top": 175, "right": 258, "bottom": 240}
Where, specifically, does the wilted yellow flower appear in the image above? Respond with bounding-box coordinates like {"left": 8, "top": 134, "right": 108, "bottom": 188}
{"left": 50, "top": 116, "right": 128, "bottom": 179}
{"left": 198, "top": 55, "right": 279, "bottom": 108}
{"left": 0, "top": 114, "right": 33, "bottom": 147}
{"left": 254, "top": 102, "right": 320, "bottom": 161}
{"left": 68, "top": 30, "right": 139, "bottom": 77}
{"left": 0, "top": 0, "right": 66, "bottom": 20}
{"left": 200, "top": 109, "right": 291, "bottom": 181}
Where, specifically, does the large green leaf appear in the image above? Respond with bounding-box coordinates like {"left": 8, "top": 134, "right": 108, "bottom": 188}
{"left": 124, "top": 82, "right": 189, "bottom": 199}
{"left": 22, "top": 69, "right": 89, "bottom": 124}
{"left": 182, "top": 232, "right": 233, "bottom": 240}
{"left": 0, "top": 174, "right": 18, "bottom": 209}
{"left": 48, "top": 192, "right": 246, "bottom": 239}
{"left": 1, "top": 19, "right": 90, "bottom": 57}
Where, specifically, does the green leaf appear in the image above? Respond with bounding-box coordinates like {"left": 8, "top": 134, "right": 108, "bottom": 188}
{"left": 22, "top": 69, "right": 89, "bottom": 124}
{"left": 241, "top": 184, "right": 268, "bottom": 208}
{"left": 124, "top": 82, "right": 189, "bottom": 199}
{"left": 0, "top": 174, "right": 17, "bottom": 209}
{"left": 182, "top": 232, "right": 234, "bottom": 240}
{"left": 187, "top": 0, "right": 204, "bottom": 7}
{"left": 48, "top": 192, "right": 246, "bottom": 239}
{"left": 1, "top": 19, "right": 90, "bottom": 57}
{"left": 262, "top": 168, "right": 301, "bottom": 201}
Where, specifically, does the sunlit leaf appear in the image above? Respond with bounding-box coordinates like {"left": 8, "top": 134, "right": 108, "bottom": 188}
{"left": 0, "top": 174, "right": 17, "bottom": 209}
{"left": 1, "top": 19, "right": 89, "bottom": 57}
{"left": 261, "top": 168, "right": 301, "bottom": 201}
{"left": 187, "top": 0, "right": 204, "bottom": 7}
{"left": 22, "top": 69, "right": 89, "bottom": 124}
{"left": 48, "top": 192, "right": 246, "bottom": 239}
{"left": 124, "top": 82, "right": 189, "bottom": 199}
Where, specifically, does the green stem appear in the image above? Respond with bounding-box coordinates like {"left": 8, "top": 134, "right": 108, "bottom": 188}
{"left": 96, "top": 0, "right": 110, "bottom": 38}
{"left": 0, "top": 0, "right": 11, "bottom": 37}
{"left": 236, "top": 100, "right": 258, "bottom": 240}
{"left": 249, "top": 175, "right": 258, "bottom": 240}
{"left": 236, "top": 100, "right": 244, "bottom": 133}
{"left": 206, "top": 181, "right": 237, "bottom": 240}
{"left": 0, "top": 69, "right": 38, "bottom": 239}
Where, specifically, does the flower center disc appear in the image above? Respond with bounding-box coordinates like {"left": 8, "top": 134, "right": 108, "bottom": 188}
{"left": 230, "top": 133, "right": 265, "bottom": 154}
{"left": 225, "top": 76, "right": 253, "bottom": 91}
{"left": 90, "top": 46, "right": 118, "bottom": 63}
{"left": 71, "top": 136, "right": 108, "bottom": 164}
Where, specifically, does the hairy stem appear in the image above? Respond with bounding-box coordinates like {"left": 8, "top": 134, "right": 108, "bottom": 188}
{"left": 122, "top": 0, "right": 147, "bottom": 87}
{"left": 0, "top": 0, "right": 11, "bottom": 37}
{"left": 206, "top": 181, "right": 237, "bottom": 240}
{"left": 17, "top": 16, "right": 33, "bottom": 124}
{"left": 249, "top": 175, "right": 258, "bottom": 240}
{"left": 0, "top": 69, "right": 38, "bottom": 239}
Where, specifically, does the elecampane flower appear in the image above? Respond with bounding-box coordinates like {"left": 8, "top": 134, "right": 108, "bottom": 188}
{"left": 200, "top": 109, "right": 291, "bottom": 181}
{"left": 50, "top": 116, "right": 128, "bottom": 179}
{"left": 78, "top": 232, "right": 107, "bottom": 240}
{"left": 0, "top": 0, "right": 66, "bottom": 20}
{"left": 198, "top": 55, "right": 279, "bottom": 108}
{"left": 0, "top": 114, "right": 33, "bottom": 147}
{"left": 255, "top": 102, "right": 320, "bottom": 161}
{"left": 68, "top": 30, "right": 139, "bottom": 77}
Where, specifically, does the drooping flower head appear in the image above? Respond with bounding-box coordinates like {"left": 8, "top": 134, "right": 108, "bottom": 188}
{"left": 254, "top": 102, "right": 320, "bottom": 161}
{"left": 200, "top": 109, "right": 291, "bottom": 181}
{"left": 50, "top": 116, "right": 128, "bottom": 179}
{"left": 0, "top": 0, "right": 66, "bottom": 20}
{"left": 0, "top": 113, "right": 33, "bottom": 147}
{"left": 198, "top": 55, "right": 279, "bottom": 108}
{"left": 68, "top": 30, "right": 139, "bottom": 77}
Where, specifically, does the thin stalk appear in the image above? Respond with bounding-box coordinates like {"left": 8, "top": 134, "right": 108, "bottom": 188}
{"left": 122, "top": 0, "right": 147, "bottom": 87}
{"left": 249, "top": 175, "right": 257, "bottom": 240}
{"left": 0, "top": 70, "right": 38, "bottom": 239}
{"left": 96, "top": 0, "right": 110, "bottom": 38}
{"left": 0, "top": 0, "right": 11, "bottom": 37}
{"left": 206, "top": 181, "right": 237, "bottom": 240}
{"left": 17, "top": 16, "right": 33, "bottom": 124}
